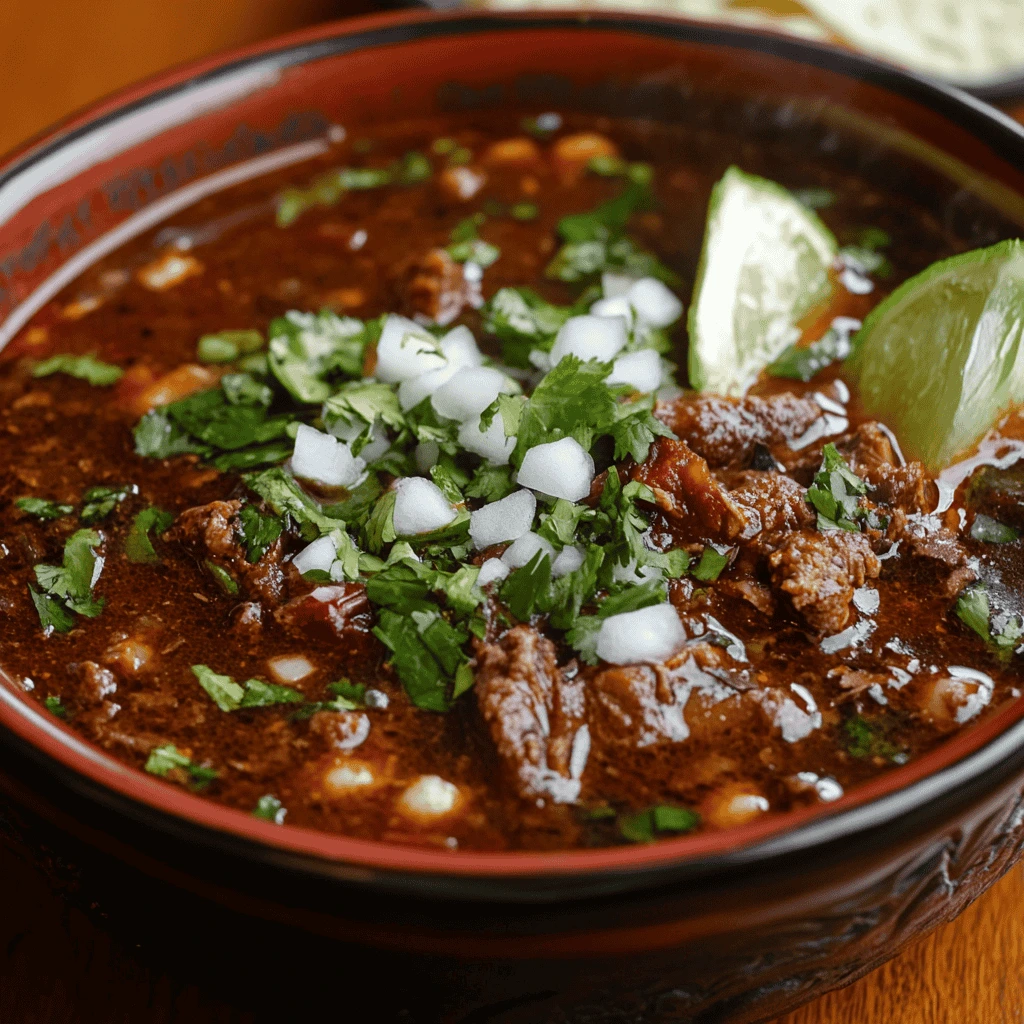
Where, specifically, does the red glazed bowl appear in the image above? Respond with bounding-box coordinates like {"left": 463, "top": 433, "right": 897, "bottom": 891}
{"left": 4, "top": 10, "right": 1024, "bottom": 1022}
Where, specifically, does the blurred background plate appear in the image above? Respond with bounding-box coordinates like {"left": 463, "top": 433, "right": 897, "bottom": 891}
{"left": 417, "top": 0, "right": 1024, "bottom": 100}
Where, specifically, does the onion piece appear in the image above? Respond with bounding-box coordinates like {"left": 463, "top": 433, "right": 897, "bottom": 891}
{"left": 432, "top": 366, "right": 509, "bottom": 422}
{"left": 399, "top": 775, "right": 462, "bottom": 818}
{"left": 627, "top": 277, "right": 683, "bottom": 328}
{"left": 606, "top": 349, "right": 664, "bottom": 393}
{"left": 292, "top": 535, "right": 337, "bottom": 575}
{"left": 477, "top": 558, "right": 510, "bottom": 587}
{"left": 292, "top": 424, "right": 365, "bottom": 487}
{"left": 516, "top": 436, "right": 595, "bottom": 501}
{"left": 602, "top": 271, "right": 636, "bottom": 298}
{"left": 552, "top": 544, "right": 585, "bottom": 578}
{"left": 267, "top": 654, "right": 315, "bottom": 683}
{"left": 595, "top": 604, "right": 686, "bottom": 665}
{"left": 375, "top": 315, "right": 445, "bottom": 382}
{"left": 393, "top": 477, "right": 457, "bottom": 535}
{"left": 458, "top": 413, "right": 515, "bottom": 464}
{"left": 469, "top": 489, "right": 536, "bottom": 549}
{"left": 501, "top": 531, "right": 555, "bottom": 569}
{"left": 590, "top": 295, "right": 634, "bottom": 324}
{"left": 550, "top": 314, "right": 628, "bottom": 365}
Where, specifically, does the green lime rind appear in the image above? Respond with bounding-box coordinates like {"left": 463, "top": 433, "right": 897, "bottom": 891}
{"left": 687, "top": 166, "right": 837, "bottom": 397}
{"left": 850, "top": 238, "right": 1024, "bottom": 472}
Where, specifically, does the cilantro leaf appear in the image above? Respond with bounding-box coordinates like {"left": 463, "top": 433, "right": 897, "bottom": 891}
{"left": 481, "top": 287, "right": 581, "bottom": 368}
{"left": 239, "top": 678, "right": 305, "bottom": 708}
{"left": 253, "top": 795, "right": 286, "bottom": 823}
{"left": 197, "top": 330, "right": 264, "bottom": 364}
{"left": 16, "top": 497, "right": 74, "bottom": 520}
{"left": 124, "top": 507, "right": 174, "bottom": 564}
{"left": 806, "top": 443, "right": 868, "bottom": 532}
{"left": 245, "top": 466, "right": 349, "bottom": 541}
{"left": 465, "top": 463, "right": 516, "bottom": 502}
{"left": 373, "top": 608, "right": 457, "bottom": 712}
{"left": 144, "top": 744, "right": 218, "bottom": 787}
{"left": 33, "top": 353, "right": 123, "bottom": 386}
{"left": 267, "top": 310, "right": 372, "bottom": 401}
{"left": 192, "top": 665, "right": 304, "bottom": 712}
{"left": 619, "top": 805, "right": 700, "bottom": 843}
{"left": 133, "top": 409, "right": 210, "bottom": 459}
{"left": 204, "top": 561, "right": 239, "bottom": 595}
{"left": 238, "top": 504, "right": 283, "bottom": 563}
{"left": 500, "top": 549, "right": 552, "bottom": 621}
{"left": 43, "top": 695, "right": 68, "bottom": 719}
{"left": 32, "top": 529, "right": 105, "bottom": 628}
{"left": 970, "top": 514, "right": 1020, "bottom": 544}
{"left": 80, "top": 484, "right": 133, "bottom": 524}
{"left": 844, "top": 714, "right": 902, "bottom": 761}
{"left": 692, "top": 545, "right": 730, "bottom": 582}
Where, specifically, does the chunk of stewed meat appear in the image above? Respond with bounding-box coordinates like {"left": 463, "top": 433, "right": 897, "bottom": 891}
{"left": 633, "top": 438, "right": 758, "bottom": 542}
{"left": 768, "top": 529, "right": 881, "bottom": 634}
{"left": 168, "top": 500, "right": 285, "bottom": 605}
{"left": 841, "top": 423, "right": 935, "bottom": 514}
{"left": 655, "top": 393, "right": 824, "bottom": 469}
{"left": 474, "top": 626, "right": 587, "bottom": 803}
{"left": 274, "top": 583, "right": 374, "bottom": 643}
{"left": 728, "top": 471, "right": 815, "bottom": 553}
{"left": 393, "top": 247, "right": 469, "bottom": 325}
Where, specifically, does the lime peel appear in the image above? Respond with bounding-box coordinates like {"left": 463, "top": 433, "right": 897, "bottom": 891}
{"left": 851, "top": 239, "right": 1024, "bottom": 472}
{"left": 687, "top": 166, "right": 837, "bottom": 397}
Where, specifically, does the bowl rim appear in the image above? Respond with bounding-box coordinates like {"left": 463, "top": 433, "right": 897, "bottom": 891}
{"left": 4, "top": 6, "right": 1024, "bottom": 893}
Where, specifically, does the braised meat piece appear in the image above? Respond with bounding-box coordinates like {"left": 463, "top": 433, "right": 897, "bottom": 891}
{"left": 728, "top": 471, "right": 815, "bottom": 552}
{"left": 841, "top": 423, "right": 936, "bottom": 514}
{"left": 474, "top": 626, "right": 587, "bottom": 803}
{"left": 655, "top": 393, "right": 824, "bottom": 469}
{"left": 768, "top": 529, "right": 881, "bottom": 634}
{"left": 393, "top": 247, "right": 470, "bottom": 324}
{"left": 275, "top": 583, "right": 374, "bottom": 643}
{"left": 168, "top": 500, "right": 285, "bottom": 605}
{"left": 633, "top": 438, "right": 758, "bottom": 542}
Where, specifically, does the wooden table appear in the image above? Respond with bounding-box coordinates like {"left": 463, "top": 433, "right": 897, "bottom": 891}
{"left": 1, "top": 2, "right": 1023, "bottom": 1021}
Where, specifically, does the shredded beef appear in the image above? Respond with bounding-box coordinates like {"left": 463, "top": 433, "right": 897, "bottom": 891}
{"left": 169, "top": 500, "right": 285, "bottom": 605}
{"left": 728, "top": 471, "right": 815, "bottom": 552}
{"left": 473, "top": 626, "right": 587, "bottom": 803}
{"left": 842, "top": 423, "right": 935, "bottom": 514}
{"left": 633, "top": 438, "right": 758, "bottom": 542}
{"left": 768, "top": 529, "right": 881, "bottom": 634}
{"left": 887, "top": 509, "right": 976, "bottom": 596}
{"left": 655, "top": 393, "right": 823, "bottom": 469}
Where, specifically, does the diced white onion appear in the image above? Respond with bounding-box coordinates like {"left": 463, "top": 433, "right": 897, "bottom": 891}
{"left": 458, "top": 413, "right": 515, "bottom": 464}
{"left": 325, "top": 761, "right": 376, "bottom": 791}
{"left": 291, "top": 535, "right": 337, "bottom": 575}
{"left": 469, "top": 489, "right": 537, "bottom": 549}
{"left": 432, "top": 366, "right": 508, "bottom": 422}
{"left": 606, "top": 349, "right": 664, "bottom": 393}
{"left": 398, "top": 363, "right": 460, "bottom": 411}
{"left": 356, "top": 422, "right": 391, "bottom": 464}
{"left": 414, "top": 440, "right": 439, "bottom": 473}
{"left": 550, "top": 314, "right": 628, "bottom": 365}
{"left": 399, "top": 775, "right": 461, "bottom": 817}
{"left": 374, "top": 315, "right": 446, "bottom": 382}
{"left": 501, "top": 531, "right": 555, "bottom": 569}
{"left": 602, "top": 271, "right": 636, "bottom": 298}
{"left": 267, "top": 654, "right": 315, "bottom": 683}
{"left": 392, "top": 477, "right": 457, "bottom": 535}
{"left": 292, "top": 424, "right": 365, "bottom": 488}
{"left": 552, "top": 544, "right": 585, "bottom": 578}
{"left": 477, "top": 558, "right": 510, "bottom": 587}
{"left": 627, "top": 277, "right": 683, "bottom": 328}
{"left": 516, "top": 436, "right": 595, "bottom": 501}
{"left": 595, "top": 604, "right": 686, "bottom": 665}
{"left": 590, "top": 295, "right": 634, "bottom": 324}
{"left": 439, "top": 324, "right": 484, "bottom": 368}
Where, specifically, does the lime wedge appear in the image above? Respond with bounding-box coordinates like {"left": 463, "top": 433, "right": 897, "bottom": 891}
{"left": 687, "top": 166, "right": 837, "bottom": 397}
{"left": 851, "top": 240, "right": 1024, "bottom": 472}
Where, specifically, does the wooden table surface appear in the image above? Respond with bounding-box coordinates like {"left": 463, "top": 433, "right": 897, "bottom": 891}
{"left": 1, "top": 2, "right": 1023, "bottom": 1021}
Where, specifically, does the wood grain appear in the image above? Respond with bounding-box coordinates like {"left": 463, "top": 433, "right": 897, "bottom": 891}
{"left": 0, "top": 1, "right": 1022, "bottom": 1020}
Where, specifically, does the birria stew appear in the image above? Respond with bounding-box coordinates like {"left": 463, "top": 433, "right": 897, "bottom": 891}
{"left": 2, "top": 109, "right": 1023, "bottom": 852}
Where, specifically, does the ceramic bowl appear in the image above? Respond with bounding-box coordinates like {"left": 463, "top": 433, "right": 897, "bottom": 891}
{"left": 3, "top": 11, "right": 1024, "bottom": 1022}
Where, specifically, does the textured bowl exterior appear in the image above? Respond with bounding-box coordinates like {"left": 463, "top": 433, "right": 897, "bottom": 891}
{"left": 3, "top": 11, "right": 1024, "bottom": 1021}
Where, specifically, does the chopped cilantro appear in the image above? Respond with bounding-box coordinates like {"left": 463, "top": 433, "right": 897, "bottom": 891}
{"left": 197, "top": 329, "right": 263, "bottom": 364}
{"left": 510, "top": 202, "right": 539, "bottom": 221}
{"left": 80, "top": 484, "right": 134, "bottom": 524}
{"left": 446, "top": 217, "right": 500, "bottom": 267}
{"left": 373, "top": 608, "right": 463, "bottom": 712}
{"left": 956, "top": 584, "right": 1023, "bottom": 655}
{"left": 144, "top": 744, "right": 218, "bottom": 787}
{"left": 31, "top": 529, "right": 105, "bottom": 632}
{"left": 844, "top": 714, "right": 902, "bottom": 761}
{"left": 481, "top": 287, "right": 582, "bottom": 368}
{"left": 192, "top": 665, "right": 303, "bottom": 712}
{"left": 806, "top": 443, "right": 868, "bottom": 532}
{"left": 43, "top": 695, "right": 68, "bottom": 719}
{"left": 238, "top": 504, "right": 283, "bottom": 563}
{"left": 619, "top": 805, "right": 700, "bottom": 843}
{"left": 500, "top": 549, "right": 552, "bottom": 621}
{"left": 16, "top": 497, "right": 73, "bottom": 520}
{"left": 245, "top": 466, "right": 349, "bottom": 541}
{"left": 124, "top": 507, "right": 174, "bottom": 564}
{"left": 204, "top": 562, "right": 239, "bottom": 595}
{"left": 970, "top": 514, "right": 1020, "bottom": 544}
{"left": 253, "top": 794, "right": 286, "bottom": 824}
{"left": 465, "top": 463, "right": 516, "bottom": 502}
{"left": 33, "top": 353, "right": 123, "bottom": 386}
{"left": 692, "top": 545, "right": 730, "bottom": 582}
